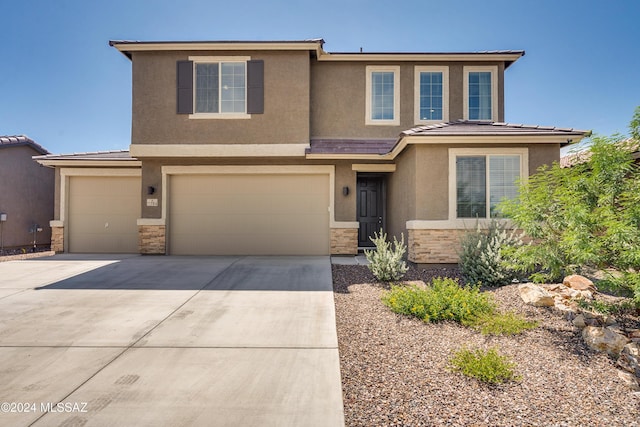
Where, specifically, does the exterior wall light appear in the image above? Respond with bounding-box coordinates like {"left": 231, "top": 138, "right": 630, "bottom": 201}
{"left": 342, "top": 186, "right": 350, "bottom": 196}
{"left": 147, "top": 186, "right": 156, "bottom": 195}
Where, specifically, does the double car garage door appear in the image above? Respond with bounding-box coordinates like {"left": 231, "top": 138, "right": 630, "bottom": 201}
{"left": 67, "top": 173, "right": 330, "bottom": 255}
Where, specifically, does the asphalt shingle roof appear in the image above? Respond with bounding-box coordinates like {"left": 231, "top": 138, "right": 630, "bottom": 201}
{"left": 402, "top": 120, "right": 590, "bottom": 137}
{"left": 306, "top": 139, "right": 397, "bottom": 155}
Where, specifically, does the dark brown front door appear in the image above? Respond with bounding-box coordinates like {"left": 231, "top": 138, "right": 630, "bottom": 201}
{"left": 357, "top": 176, "right": 384, "bottom": 247}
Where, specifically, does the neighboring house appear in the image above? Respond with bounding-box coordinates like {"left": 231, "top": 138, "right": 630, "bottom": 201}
{"left": 0, "top": 135, "right": 54, "bottom": 250}
{"left": 560, "top": 139, "right": 639, "bottom": 168}
{"left": 35, "top": 39, "right": 589, "bottom": 262}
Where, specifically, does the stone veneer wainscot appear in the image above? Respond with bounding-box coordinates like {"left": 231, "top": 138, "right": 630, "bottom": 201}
{"left": 330, "top": 228, "right": 358, "bottom": 255}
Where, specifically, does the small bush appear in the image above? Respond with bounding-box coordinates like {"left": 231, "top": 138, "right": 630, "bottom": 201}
{"left": 449, "top": 347, "right": 520, "bottom": 384}
{"left": 577, "top": 298, "right": 638, "bottom": 315}
{"left": 365, "top": 229, "right": 408, "bottom": 282}
{"left": 465, "top": 311, "right": 538, "bottom": 336}
{"left": 458, "top": 220, "right": 521, "bottom": 287}
{"left": 381, "top": 277, "right": 495, "bottom": 324}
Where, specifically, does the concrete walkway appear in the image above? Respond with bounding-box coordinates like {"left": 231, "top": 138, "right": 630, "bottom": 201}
{"left": 0, "top": 255, "right": 344, "bottom": 426}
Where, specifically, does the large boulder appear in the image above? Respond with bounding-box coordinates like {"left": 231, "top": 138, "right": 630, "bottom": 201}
{"left": 582, "top": 326, "right": 630, "bottom": 356}
{"left": 563, "top": 274, "right": 597, "bottom": 292}
{"left": 518, "top": 283, "right": 555, "bottom": 307}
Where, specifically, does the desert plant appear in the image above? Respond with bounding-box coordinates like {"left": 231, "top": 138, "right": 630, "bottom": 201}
{"left": 381, "top": 277, "right": 495, "bottom": 324}
{"left": 449, "top": 347, "right": 520, "bottom": 384}
{"left": 364, "top": 229, "right": 408, "bottom": 282}
{"left": 499, "top": 109, "right": 640, "bottom": 287}
{"left": 458, "top": 220, "right": 522, "bottom": 287}
{"left": 465, "top": 311, "right": 538, "bottom": 336}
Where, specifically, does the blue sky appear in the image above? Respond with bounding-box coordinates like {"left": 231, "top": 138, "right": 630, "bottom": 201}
{"left": 2, "top": 0, "right": 639, "bottom": 154}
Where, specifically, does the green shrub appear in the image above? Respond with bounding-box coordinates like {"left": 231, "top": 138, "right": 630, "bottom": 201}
{"left": 449, "top": 347, "right": 520, "bottom": 384}
{"left": 458, "top": 220, "right": 522, "bottom": 287}
{"left": 465, "top": 311, "right": 537, "bottom": 335}
{"left": 577, "top": 297, "right": 638, "bottom": 315}
{"left": 364, "top": 229, "right": 408, "bottom": 282}
{"left": 381, "top": 277, "right": 495, "bottom": 323}
{"left": 498, "top": 109, "right": 640, "bottom": 285}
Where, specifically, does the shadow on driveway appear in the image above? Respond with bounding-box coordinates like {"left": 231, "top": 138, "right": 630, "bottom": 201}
{"left": 35, "top": 255, "right": 332, "bottom": 292}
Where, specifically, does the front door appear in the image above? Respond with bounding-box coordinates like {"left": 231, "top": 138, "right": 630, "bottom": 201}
{"left": 357, "top": 176, "right": 384, "bottom": 247}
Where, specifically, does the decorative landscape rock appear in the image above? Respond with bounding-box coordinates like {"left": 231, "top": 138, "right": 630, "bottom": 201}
{"left": 518, "top": 283, "right": 555, "bottom": 307}
{"left": 572, "top": 314, "right": 586, "bottom": 328}
{"left": 516, "top": 275, "right": 639, "bottom": 389}
{"left": 617, "top": 342, "right": 640, "bottom": 376}
{"left": 563, "top": 274, "right": 597, "bottom": 292}
{"left": 617, "top": 370, "right": 640, "bottom": 391}
{"left": 582, "top": 326, "right": 630, "bottom": 357}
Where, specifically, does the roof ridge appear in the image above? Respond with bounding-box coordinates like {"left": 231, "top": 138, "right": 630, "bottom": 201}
{"left": 0, "top": 135, "right": 49, "bottom": 155}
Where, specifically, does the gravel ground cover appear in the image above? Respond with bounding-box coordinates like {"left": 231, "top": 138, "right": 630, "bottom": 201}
{"left": 333, "top": 264, "right": 640, "bottom": 426}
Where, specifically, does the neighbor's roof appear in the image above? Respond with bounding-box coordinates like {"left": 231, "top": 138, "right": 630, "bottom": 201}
{"left": 402, "top": 121, "right": 590, "bottom": 139}
{"left": 33, "top": 150, "right": 139, "bottom": 167}
{"left": 560, "top": 139, "right": 640, "bottom": 168}
{"left": 0, "top": 135, "right": 49, "bottom": 155}
{"left": 109, "top": 39, "right": 524, "bottom": 67}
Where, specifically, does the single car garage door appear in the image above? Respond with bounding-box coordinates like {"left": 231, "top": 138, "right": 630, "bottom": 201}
{"left": 68, "top": 176, "right": 140, "bottom": 253}
{"left": 168, "top": 173, "right": 330, "bottom": 255}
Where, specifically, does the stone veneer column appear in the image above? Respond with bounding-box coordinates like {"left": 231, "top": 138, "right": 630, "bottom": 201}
{"left": 138, "top": 225, "right": 166, "bottom": 255}
{"left": 50, "top": 226, "right": 64, "bottom": 252}
{"left": 330, "top": 228, "right": 358, "bottom": 255}
{"left": 408, "top": 229, "right": 463, "bottom": 264}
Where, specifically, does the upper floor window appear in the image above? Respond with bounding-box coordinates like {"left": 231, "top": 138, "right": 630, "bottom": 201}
{"left": 449, "top": 148, "right": 528, "bottom": 219}
{"left": 176, "top": 57, "right": 264, "bottom": 118}
{"left": 365, "top": 66, "right": 400, "bottom": 126}
{"left": 463, "top": 66, "right": 498, "bottom": 121}
{"left": 195, "top": 62, "right": 246, "bottom": 114}
{"left": 414, "top": 66, "right": 449, "bottom": 124}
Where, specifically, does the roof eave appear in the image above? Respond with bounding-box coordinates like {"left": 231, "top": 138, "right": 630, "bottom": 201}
{"left": 34, "top": 158, "right": 141, "bottom": 168}
{"left": 317, "top": 51, "right": 525, "bottom": 66}
{"left": 109, "top": 40, "right": 326, "bottom": 60}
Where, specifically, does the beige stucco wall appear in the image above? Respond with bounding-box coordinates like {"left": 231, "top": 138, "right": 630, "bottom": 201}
{"left": 0, "top": 146, "right": 54, "bottom": 248}
{"left": 386, "top": 145, "right": 417, "bottom": 241}
{"left": 387, "top": 142, "right": 559, "bottom": 237}
{"left": 131, "top": 50, "right": 310, "bottom": 145}
{"left": 139, "top": 158, "right": 359, "bottom": 220}
{"left": 310, "top": 61, "right": 505, "bottom": 139}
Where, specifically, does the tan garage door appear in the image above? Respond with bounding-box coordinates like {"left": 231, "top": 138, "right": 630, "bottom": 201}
{"left": 169, "top": 174, "right": 330, "bottom": 255}
{"left": 68, "top": 176, "right": 140, "bottom": 253}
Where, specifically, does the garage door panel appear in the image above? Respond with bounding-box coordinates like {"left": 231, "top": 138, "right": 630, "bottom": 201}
{"left": 169, "top": 174, "right": 330, "bottom": 255}
{"left": 68, "top": 176, "right": 140, "bottom": 253}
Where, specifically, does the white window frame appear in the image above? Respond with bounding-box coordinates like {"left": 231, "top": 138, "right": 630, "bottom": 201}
{"left": 188, "top": 56, "right": 251, "bottom": 120}
{"left": 365, "top": 65, "right": 400, "bottom": 126}
{"left": 414, "top": 66, "right": 449, "bottom": 124}
{"left": 463, "top": 65, "right": 498, "bottom": 121}
{"left": 448, "top": 147, "right": 528, "bottom": 221}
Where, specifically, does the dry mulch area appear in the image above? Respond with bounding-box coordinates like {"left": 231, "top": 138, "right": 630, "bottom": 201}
{"left": 333, "top": 264, "right": 640, "bottom": 426}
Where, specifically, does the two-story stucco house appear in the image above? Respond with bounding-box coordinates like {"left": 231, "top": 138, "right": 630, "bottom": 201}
{"left": 35, "top": 38, "right": 588, "bottom": 263}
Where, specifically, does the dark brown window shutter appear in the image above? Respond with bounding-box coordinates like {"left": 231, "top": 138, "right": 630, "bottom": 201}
{"left": 176, "top": 60, "right": 193, "bottom": 114}
{"left": 247, "top": 60, "right": 264, "bottom": 114}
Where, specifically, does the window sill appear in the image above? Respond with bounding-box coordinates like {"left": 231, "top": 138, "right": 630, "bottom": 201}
{"left": 415, "top": 118, "right": 448, "bottom": 125}
{"left": 189, "top": 113, "right": 252, "bottom": 120}
{"left": 365, "top": 119, "right": 400, "bottom": 126}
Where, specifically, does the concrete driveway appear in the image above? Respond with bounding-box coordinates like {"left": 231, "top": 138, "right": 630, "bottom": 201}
{"left": 0, "top": 255, "right": 344, "bottom": 426}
